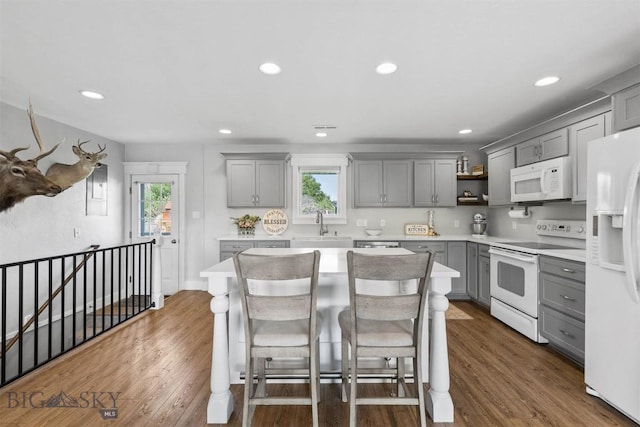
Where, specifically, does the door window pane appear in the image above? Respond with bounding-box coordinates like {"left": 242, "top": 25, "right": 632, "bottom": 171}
{"left": 137, "top": 183, "right": 172, "bottom": 237}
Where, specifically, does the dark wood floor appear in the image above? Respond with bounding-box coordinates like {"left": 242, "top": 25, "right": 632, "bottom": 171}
{"left": 0, "top": 291, "right": 635, "bottom": 426}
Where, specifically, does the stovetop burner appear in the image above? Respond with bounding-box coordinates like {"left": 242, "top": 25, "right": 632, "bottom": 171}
{"left": 495, "top": 241, "right": 572, "bottom": 250}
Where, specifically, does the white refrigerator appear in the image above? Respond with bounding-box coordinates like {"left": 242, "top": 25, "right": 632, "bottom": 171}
{"left": 586, "top": 125, "right": 640, "bottom": 424}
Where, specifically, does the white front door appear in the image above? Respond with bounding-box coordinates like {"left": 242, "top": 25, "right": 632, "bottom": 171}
{"left": 130, "top": 175, "right": 180, "bottom": 295}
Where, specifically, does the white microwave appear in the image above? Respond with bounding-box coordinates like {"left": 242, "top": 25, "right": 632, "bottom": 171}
{"left": 510, "top": 156, "right": 572, "bottom": 202}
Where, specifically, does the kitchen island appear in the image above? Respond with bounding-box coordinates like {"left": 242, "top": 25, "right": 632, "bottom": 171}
{"left": 200, "top": 247, "right": 460, "bottom": 424}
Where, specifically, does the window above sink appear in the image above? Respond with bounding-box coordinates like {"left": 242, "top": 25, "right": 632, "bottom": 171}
{"left": 290, "top": 154, "right": 350, "bottom": 225}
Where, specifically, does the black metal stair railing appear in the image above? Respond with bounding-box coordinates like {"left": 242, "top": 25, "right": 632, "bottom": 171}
{"left": 0, "top": 240, "right": 154, "bottom": 388}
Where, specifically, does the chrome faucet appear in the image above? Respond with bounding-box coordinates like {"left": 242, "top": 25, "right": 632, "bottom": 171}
{"left": 316, "top": 211, "right": 329, "bottom": 236}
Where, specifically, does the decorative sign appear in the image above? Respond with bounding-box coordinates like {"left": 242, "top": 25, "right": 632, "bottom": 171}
{"left": 404, "top": 223, "right": 429, "bottom": 236}
{"left": 262, "top": 209, "right": 289, "bottom": 235}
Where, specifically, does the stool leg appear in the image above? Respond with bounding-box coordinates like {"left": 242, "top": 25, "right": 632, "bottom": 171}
{"left": 341, "top": 336, "right": 349, "bottom": 403}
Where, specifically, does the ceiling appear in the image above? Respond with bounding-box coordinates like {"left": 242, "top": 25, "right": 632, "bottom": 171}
{"left": 1, "top": 1, "right": 639, "bottom": 147}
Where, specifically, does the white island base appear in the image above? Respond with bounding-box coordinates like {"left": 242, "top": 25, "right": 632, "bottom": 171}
{"left": 200, "top": 247, "right": 459, "bottom": 424}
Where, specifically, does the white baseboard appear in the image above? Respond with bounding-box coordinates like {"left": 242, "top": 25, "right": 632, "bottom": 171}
{"left": 181, "top": 279, "right": 207, "bottom": 291}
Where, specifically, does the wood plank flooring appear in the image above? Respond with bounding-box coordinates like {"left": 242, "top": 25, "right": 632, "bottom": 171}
{"left": 0, "top": 291, "right": 635, "bottom": 426}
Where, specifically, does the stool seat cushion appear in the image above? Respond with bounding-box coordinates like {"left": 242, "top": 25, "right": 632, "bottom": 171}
{"left": 339, "top": 309, "right": 413, "bottom": 347}
{"left": 254, "top": 311, "right": 324, "bottom": 347}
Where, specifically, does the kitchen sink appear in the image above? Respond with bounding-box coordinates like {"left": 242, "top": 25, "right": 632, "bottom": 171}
{"left": 289, "top": 236, "right": 353, "bottom": 248}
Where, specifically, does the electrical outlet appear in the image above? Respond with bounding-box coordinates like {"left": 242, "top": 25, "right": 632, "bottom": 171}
{"left": 73, "top": 228, "right": 80, "bottom": 238}
{"left": 356, "top": 219, "right": 367, "bottom": 227}
{"left": 512, "top": 221, "right": 517, "bottom": 230}
{"left": 454, "top": 220, "right": 460, "bottom": 228}
{"left": 380, "top": 219, "right": 385, "bottom": 227}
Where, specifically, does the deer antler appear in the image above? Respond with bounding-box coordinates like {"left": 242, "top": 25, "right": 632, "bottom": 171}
{"left": 0, "top": 147, "right": 30, "bottom": 160}
{"left": 27, "top": 101, "right": 60, "bottom": 162}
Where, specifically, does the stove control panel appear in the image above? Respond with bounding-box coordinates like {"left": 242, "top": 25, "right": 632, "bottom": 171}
{"left": 536, "top": 220, "right": 587, "bottom": 239}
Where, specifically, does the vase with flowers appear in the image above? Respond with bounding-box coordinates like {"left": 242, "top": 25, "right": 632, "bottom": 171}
{"left": 231, "top": 214, "right": 261, "bottom": 236}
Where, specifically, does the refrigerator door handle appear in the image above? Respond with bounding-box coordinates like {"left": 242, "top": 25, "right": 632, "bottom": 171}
{"left": 623, "top": 161, "right": 640, "bottom": 304}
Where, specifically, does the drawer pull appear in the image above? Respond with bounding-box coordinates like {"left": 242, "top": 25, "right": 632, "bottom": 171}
{"left": 561, "top": 268, "right": 576, "bottom": 273}
{"left": 560, "top": 294, "right": 576, "bottom": 302}
{"left": 559, "top": 329, "right": 575, "bottom": 339}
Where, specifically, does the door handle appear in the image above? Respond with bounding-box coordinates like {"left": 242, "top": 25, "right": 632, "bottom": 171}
{"left": 171, "top": 239, "right": 177, "bottom": 244}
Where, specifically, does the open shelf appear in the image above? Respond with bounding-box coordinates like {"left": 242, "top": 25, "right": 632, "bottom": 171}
{"left": 457, "top": 173, "right": 488, "bottom": 180}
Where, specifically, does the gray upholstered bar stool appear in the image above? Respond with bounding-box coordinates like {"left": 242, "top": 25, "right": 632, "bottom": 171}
{"left": 339, "top": 250, "right": 435, "bottom": 427}
{"left": 233, "top": 250, "right": 322, "bottom": 427}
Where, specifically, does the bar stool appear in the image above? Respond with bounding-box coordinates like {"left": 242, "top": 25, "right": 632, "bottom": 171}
{"left": 339, "top": 250, "right": 435, "bottom": 427}
{"left": 233, "top": 250, "right": 322, "bottom": 427}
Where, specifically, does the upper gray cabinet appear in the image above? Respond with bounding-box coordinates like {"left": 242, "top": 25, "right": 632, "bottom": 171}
{"left": 487, "top": 147, "right": 515, "bottom": 206}
{"left": 226, "top": 159, "right": 285, "bottom": 207}
{"left": 516, "top": 128, "right": 568, "bottom": 167}
{"left": 354, "top": 160, "right": 412, "bottom": 207}
{"left": 613, "top": 83, "right": 640, "bottom": 132}
{"left": 414, "top": 159, "right": 456, "bottom": 207}
{"left": 569, "top": 112, "right": 611, "bottom": 202}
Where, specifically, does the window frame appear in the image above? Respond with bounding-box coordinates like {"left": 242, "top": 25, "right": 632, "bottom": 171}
{"left": 290, "top": 154, "right": 350, "bottom": 225}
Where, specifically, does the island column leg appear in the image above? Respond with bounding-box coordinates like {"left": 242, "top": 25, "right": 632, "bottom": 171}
{"left": 208, "top": 277, "right": 234, "bottom": 424}
{"left": 427, "top": 277, "right": 454, "bottom": 423}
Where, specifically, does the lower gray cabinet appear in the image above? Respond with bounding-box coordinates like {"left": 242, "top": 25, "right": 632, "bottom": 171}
{"left": 467, "top": 242, "right": 490, "bottom": 307}
{"left": 539, "top": 256, "right": 586, "bottom": 364}
{"left": 446, "top": 241, "right": 467, "bottom": 299}
{"left": 401, "top": 241, "right": 468, "bottom": 299}
{"left": 477, "top": 245, "right": 491, "bottom": 307}
{"left": 219, "top": 240, "right": 289, "bottom": 262}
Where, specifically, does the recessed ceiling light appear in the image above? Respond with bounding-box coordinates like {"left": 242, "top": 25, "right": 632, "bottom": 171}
{"left": 376, "top": 62, "right": 398, "bottom": 75}
{"left": 534, "top": 76, "right": 560, "bottom": 87}
{"left": 458, "top": 129, "right": 473, "bottom": 135}
{"left": 315, "top": 132, "right": 328, "bottom": 138}
{"left": 79, "top": 90, "right": 104, "bottom": 100}
{"left": 259, "top": 62, "right": 281, "bottom": 75}
{"left": 219, "top": 129, "right": 232, "bottom": 135}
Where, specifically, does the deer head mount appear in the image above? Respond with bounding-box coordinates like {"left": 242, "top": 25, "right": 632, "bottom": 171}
{"left": 0, "top": 103, "right": 62, "bottom": 213}
{"left": 45, "top": 140, "right": 107, "bottom": 191}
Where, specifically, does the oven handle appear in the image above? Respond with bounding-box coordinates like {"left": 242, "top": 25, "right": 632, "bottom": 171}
{"left": 489, "top": 248, "right": 537, "bottom": 263}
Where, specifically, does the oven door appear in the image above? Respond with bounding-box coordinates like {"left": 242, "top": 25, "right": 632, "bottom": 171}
{"left": 489, "top": 247, "right": 539, "bottom": 317}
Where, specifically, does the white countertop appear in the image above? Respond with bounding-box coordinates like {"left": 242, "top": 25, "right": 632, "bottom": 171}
{"left": 216, "top": 234, "right": 586, "bottom": 263}
{"left": 201, "top": 247, "right": 460, "bottom": 278}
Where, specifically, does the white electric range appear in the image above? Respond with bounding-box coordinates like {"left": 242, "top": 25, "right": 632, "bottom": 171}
{"left": 488, "top": 220, "right": 586, "bottom": 342}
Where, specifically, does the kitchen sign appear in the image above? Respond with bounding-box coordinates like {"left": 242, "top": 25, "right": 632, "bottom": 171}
{"left": 262, "top": 209, "right": 289, "bottom": 235}
{"left": 404, "top": 223, "right": 429, "bottom": 236}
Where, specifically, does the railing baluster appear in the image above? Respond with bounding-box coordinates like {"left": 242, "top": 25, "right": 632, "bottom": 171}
{"left": 2, "top": 266, "right": 7, "bottom": 384}
{"left": 47, "top": 259, "right": 53, "bottom": 360}
{"left": 18, "top": 265, "right": 24, "bottom": 375}
{"left": 60, "top": 258, "right": 65, "bottom": 355}
{"left": 72, "top": 255, "right": 77, "bottom": 347}
{"left": 125, "top": 246, "right": 130, "bottom": 319}
{"left": 101, "top": 249, "right": 106, "bottom": 333}
{"left": 92, "top": 251, "right": 97, "bottom": 337}
{"left": 110, "top": 249, "right": 114, "bottom": 323}
{"left": 34, "top": 262, "right": 39, "bottom": 368}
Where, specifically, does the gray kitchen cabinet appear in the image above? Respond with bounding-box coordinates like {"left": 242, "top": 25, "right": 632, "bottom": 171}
{"left": 467, "top": 242, "right": 490, "bottom": 307}
{"left": 414, "top": 159, "right": 457, "bottom": 207}
{"left": 487, "top": 147, "right": 515, "bottom": 206}
{"left": 354, "top": 160, "right": 411, "bottom": 207}
{"left": 219, "top": 239, "right": 289, "bottom": 262}
{"left": 226, "top": 159, "right": 285, "bottom": 208}
{"left": 569, "top": 113, "right": 609, "bottom": 202}
{"left": 466, "top": 242, "right": 479, "bottom": 300}
{"left": 516, "top": 128, "right": 568, "bottom": 167}
{"left": 446, "top": 241, "right": 467, "bottom": 299}
{"left": 539, "top": 256, "right": 586, "bottom": 364}
{"left": 477, "top": 244, "right": 491, "bottom": 307}
{"left": 613, "top": 83, "right": 640, "bottom": 132}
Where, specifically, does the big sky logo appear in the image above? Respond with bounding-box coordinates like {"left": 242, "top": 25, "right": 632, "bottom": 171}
{"left": 6, "top": 391, "right": 121, "bottom": 419}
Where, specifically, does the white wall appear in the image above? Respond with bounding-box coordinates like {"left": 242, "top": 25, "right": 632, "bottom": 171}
{"left": 0, "top": 102, "right": 125, "bottom": 264}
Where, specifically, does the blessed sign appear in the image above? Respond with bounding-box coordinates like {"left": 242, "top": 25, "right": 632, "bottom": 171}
{"left": 262, "top": 209, "right": 289, "bottom": 235}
